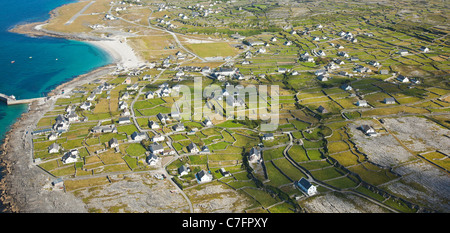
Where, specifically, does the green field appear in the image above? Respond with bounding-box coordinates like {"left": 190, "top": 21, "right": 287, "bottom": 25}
{"left": 184, "top": 42, "right": 239, "bottom": 58}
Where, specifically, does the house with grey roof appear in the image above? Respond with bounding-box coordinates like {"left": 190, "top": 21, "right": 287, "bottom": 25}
{"left": 108, "top": 138, "right": 119, "bottom": 148}
{"left": 48, "top": 132, "right": 59, "bottom": 141}
{"left": 379, "top": 70, "right": 389, "bottom": 75}
{"left": 48, "top": 143, "right": 60, "bottom": 154}
{"left": 420, "top": 46, "right": 430, "bottom": 53}
{"left": 356, "top": 100, "right": 368, "bottom": 107}
{"left": 178, "top": 165, "right": 190, "bottom": 176}
{"left": 62, "top": 149, "right": 78, "bottom": 164}
{"left": 249, "top": 147, "right": 261, "bottom": 163}
{"left": 172, "top": 123, "right": 185, "bottom": 132}
{"left": 187, "top": 142, "right": 199, "bottom": 153}
{"left": 399, "top": 49, "right": 409, "bottom": 56}
{"left": 118, "top": 117, "right": 131, "bottom": 124}
{"left": 317, "top": 105, "right": 328, "bottom": 114}
{"left": 297, "top": 178, "right": 317, "bottom": 196}
{"left": 148, "top": 120, "right": 160, "bottom": 129}
{"left": 149, "top": 143, "right": 164, "bottom": 154}
{"left": 262, "top": 133, "right": 274, "bottom": 141}
{"left": 91, "top": 124, "right": 117, "bottom": 133}
{"left": 157, "top": 113, "right": 170, "bottom": 124}
{"left": 131, "top": 131, "right": 147, "bottom": 141}
{"left": 340, "top": 83, "right": 353, "bottom": 91}
{"left": 151, "top": 134, "right": 164, "bottom": 142}
{"left": 201, "top": 145, "right": 210, "bottom": 154}
{"left": 147, "top": 153, "right": 160, "bottom": 166}
{"left": 360, "top": 125, "right": 377, "bottom": 136}
{"left": 383, "top": 97, "right": 396, "bottom": 104}
{"left": 396, "top": 75, "right": 409, "bottom": 83}
{"left": 196, "top": 170, "right": 213, "bottom": 183}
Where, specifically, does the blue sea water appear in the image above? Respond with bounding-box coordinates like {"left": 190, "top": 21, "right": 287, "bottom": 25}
{"left": 0, "top": 0, "right": 113, "bottom": 211}
{"left": 0, "top": 0, "right": 113, "bottom": 140}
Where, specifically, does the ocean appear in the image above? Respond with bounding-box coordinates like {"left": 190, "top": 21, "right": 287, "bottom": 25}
{"left": 0, "top": 0, "right": 113, "bottom": 140}
{"left": 0, "top": 0, "right": 113, "bottom": 211}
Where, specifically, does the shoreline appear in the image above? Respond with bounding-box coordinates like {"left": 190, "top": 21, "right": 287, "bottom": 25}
{"left": 0, "top": 5, "right": 145, "bottom": 212}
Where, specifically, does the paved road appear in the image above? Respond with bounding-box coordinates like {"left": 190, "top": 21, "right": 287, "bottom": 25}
{"left": 65, "top": 1, "right": 96, "bottom": 25}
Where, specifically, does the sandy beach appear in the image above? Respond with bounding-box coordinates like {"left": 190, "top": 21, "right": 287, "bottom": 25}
{"left": 0, "top": 15, "right": 145, "bottom": 212}
{"left": 86, "top": 37, "right": 145, "bottom": 70}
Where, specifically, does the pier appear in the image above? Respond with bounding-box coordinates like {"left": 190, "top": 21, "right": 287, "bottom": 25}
{"left": 0, "top": 93, "right": 46, "bottom": 105}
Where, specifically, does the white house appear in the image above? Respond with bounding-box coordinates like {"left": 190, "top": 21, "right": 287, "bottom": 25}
{"left": 149, "top": 120, "right": 160, "bottom": 129}
{"left": 368, "top": 61, "right": 380, "bottom": 67}
{"left": 249, "top": 147, "right": 261, "bottom": 163}
{"left": 187, "top": 142, "right": 199, "bottom": 153}
{"left": 360, "top": 125, "right": 377, "bottom": 136}
{"left": 151, "top": 134, "right": 165, "bottom": 142}
{"left": 247, "top": 40, "right": 265, "bottom": 47}
{"left": 132, "top": 132, "right": 147, "bottom": 141}
{"left": 383, "top": 97, "right": 396, "bottom": 104}
{"left": 420, "top": 46, "right": 430, "bottom": 53}
{"left": 178, "top": 165, "right": 190, "bottom": 176}
{"left": 399, "top": 49, "right": 409, "bottom": 56}
{"left": 203, "top": 118, "right": 213, "bottom": 126}
{"left": 48, "top": 143, "right": 60, "bottom": 154}
{"left": 62, "top": 149, "right": 78, "bottom": 164}
{"left": 147, "top": 153, "right": 160, "bottom": 166}
{"left": 214, "top": 67, "right": 236, "bottom": 76}
{"left": 157, "top": 113, "right": 170, "bottom": 124}
{"left": 317, "top": 50, "right": 326, "bottom": 57}
{"left": 80, "top": 101, "right": 92, "bottom": 110}
{"left": 87, "top": 94, "right": 96, "bottom": 101}
{"left": 48, "top": 132, "right": 59, "bottom": 141}
{"left": 314, "top": 69, "right": 327, "bottom": 76}
{"left": 196, "top": 170, "right": 213, "bottom": 183}
{"left": 149, "top": 143, "right": 164, "bottom": 154}
{"left": 277, "top": 67, "right": 287, "bottom": 73}
{"left": 201, "top": 145, "right": 210, "bottom": 154}
{"left": 145, "top": 91, "right": 154, "bottom": 99}
{"left": 53, "top": 115, "right": 70, "bottom": 131}
{"left": 262, "top": 133, "right": 274, "bottom": 141}
{"left": 356, "top": 100, "right": 368, "bottom": 107}
{"left": 66, "top": 112, "right": 79, "bottom": 122}
{"left": 108, "top": 138, "right": 119, "bottom": 148}
{"left": 297, "top": 178, "right": 317, "bottom": 196}
{"left": 340, "top": 84, "right": 353, "bottom": 91}
{"left": 172, "top": 123, "right": 185, "bottom": 132}
{"left": 317, "top": 75, "right": 328, "bottom": 82}
{"left": 119, "top": 101, "right": 128, "bottom": 110}
{"left": 301, "top": 55, "right": 315, "bottom": 63}
{"left": 118, "top": 117, "right": 131, "bottom": 124}
{"left": 397, "top": 75, "right": 409, "bottom": 83}
{"left": 337, "top": 51, "right": 349, "bottom": 57}
{"left": 120, "top": 92, "right": 130, "bottom": 100}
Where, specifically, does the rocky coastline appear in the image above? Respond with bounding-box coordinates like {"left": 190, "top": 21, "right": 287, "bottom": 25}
{"left": 0, "top": 8, "right": 120, "bottom": 211}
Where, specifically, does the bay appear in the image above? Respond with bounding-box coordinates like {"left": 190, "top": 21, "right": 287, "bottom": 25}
{"left": 0, "top": 0, "right": 113, "bottom": 212}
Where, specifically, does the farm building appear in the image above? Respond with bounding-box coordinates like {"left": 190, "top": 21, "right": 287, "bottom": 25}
{"left": 297, "top": 178, "right": 317, "bottom": 196}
